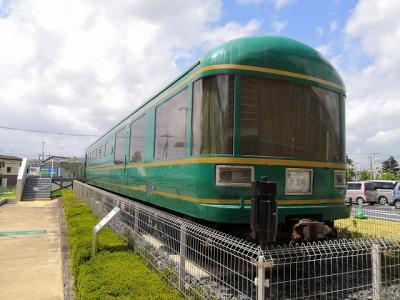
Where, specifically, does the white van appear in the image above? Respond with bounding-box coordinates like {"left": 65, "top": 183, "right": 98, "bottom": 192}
{"left": 367, "top": 180, "right": 398, "bottom": 205}
{"left": 345, "top": 181, "right": 378, "bottom": 205}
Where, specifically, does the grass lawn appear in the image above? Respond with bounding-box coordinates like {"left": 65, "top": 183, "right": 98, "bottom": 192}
{"left": 61, "top": 189, "right": 181, "bottom": 300}
{"left": 336, "top": 216, "right": 400, "bottom": 239}
{"left": 0, "top": 187, "right": 16, "bottom": 198}
{"left": 51, "top": 189, "right": 62, "bottom": 198}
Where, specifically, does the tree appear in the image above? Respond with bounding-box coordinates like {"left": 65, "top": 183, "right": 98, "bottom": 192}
{"left": 381, "top": 156, "right": 399, "bottom": 175}
{"left": 347, "top": 167, "right": 355, "bottom": 181}
{"left": 359, "top": 169, "right": 372, "bottom": 181}
{"left": 60, "top": 161, "right": 84, "bottom": 179}
{"left": 346, "top": 155, "right": 356, "bottom": 181}
{"left": 346, "top": 155, "right": 353, "bottom": 166}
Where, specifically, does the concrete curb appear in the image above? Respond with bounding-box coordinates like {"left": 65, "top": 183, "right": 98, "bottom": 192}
{"left": 0, "top": 198, "right": 7, "bottom": 206}
{"left": 58, "top": 198, "right": 75, "bottom": 300}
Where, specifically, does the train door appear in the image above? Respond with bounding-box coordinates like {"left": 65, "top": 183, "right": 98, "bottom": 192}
{"left": 124, "top": 128, "right": 128, "bottom": 186}
{"left": 114, "top": 126, "right": 129, "bottom": 191}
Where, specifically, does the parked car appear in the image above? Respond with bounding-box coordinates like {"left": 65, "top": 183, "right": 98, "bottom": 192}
{"left": 391, "top": 182, "right": 400, "bottom": 209}
{"left": 345, "top": 181, "right": 378, "bottom": 205}
{"left": 367, "top": 180, "right": 398, "bottom": 205}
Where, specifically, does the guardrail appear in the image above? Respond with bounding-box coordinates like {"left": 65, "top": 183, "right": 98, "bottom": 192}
{"left": 73, "top": 181, "right": 400, "bottom": 300}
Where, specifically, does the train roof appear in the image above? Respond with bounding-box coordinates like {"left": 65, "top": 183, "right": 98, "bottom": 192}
{"left": 86, "top": 36, "right": 344, "bottom": 150}
{"left": 199, "top": 36, "right": 344, "bottom": 91}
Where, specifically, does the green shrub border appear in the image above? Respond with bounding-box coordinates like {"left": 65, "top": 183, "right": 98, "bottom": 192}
{"left": 61, "top": 189, "right": 181, "bottom": 300}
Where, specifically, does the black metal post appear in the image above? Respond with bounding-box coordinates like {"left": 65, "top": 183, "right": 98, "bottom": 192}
{"left": 251, "top": 176, "right": 278, "bottom": 247}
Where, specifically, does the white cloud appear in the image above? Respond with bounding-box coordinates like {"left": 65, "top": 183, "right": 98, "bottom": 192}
{"left": 367, "top": 128, "right": 400, "bottom": 146}
{"left": 329, "top": 20, "right": 338, "bottom": 32}
{"left": 315, "top": 26, "right": 324, "bottom": 37}
{"left": 236, "top": 0, "right": 264, "bottom": 4}
{"left": 0, "top": 0, "right": 260, "bottom": 158}
{"left": 316, "top": 43, "right": 332, "bottom": 57}
{"left": 272, "top": 0, "right": 296, "bottom": 9}
{"left": 342, "top": 0, "right": 400, "bottom": 163}
{"left": 271, "top": 19, "right": 287, "bottom": 34}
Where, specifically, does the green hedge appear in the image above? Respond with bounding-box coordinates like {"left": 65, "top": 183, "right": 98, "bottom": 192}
{"left": 61, "top": 189, "right": 181, "bottom": 299}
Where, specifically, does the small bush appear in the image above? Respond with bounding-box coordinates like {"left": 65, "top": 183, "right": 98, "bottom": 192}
{"left": 61, "top": 189, "right": 181, "bottom": 299}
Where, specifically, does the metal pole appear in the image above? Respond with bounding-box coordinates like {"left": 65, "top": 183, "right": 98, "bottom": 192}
{"left": 256, "top": 255, "right": 266, "bottom": 300}
{"left": 179, "top": 223, "right": 187, "bottom": 291}
{"left": 92, "top": 227, "right": 99, "bottom": 258}
{"left": 134, "top": 206, "right": 139, "bottom": 246}
{"left": 51, "top": 159, "right": 54, "bottom": 179}
{"left": 372, "top": 243, "right": 382, "bottom": 300}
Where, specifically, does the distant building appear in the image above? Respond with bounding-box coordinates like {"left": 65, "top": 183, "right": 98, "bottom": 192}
{"left": 0, "top": 155, "right": 22, "bottom": 188}
{"left": 42, "top": 156, "right": 84, "bottom": 178}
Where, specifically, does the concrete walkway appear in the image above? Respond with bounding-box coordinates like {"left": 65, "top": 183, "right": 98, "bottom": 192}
{"left": 0, "top": 200, "right": 64, "bottom": 300}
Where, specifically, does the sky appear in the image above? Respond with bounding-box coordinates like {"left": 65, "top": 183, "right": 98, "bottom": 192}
{"left": 0, "top": 0, "right": 399, "bottom": 169}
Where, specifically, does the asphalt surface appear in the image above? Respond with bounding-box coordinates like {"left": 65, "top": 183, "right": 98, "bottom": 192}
{"left": 350, "top": 204, "right": 400, "bottom": 222}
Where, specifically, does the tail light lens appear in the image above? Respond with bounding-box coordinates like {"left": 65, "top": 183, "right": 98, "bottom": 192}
{"left": 334, "top": 170, "right": 346, "bottom": 188}
{"left": 216, "top": 165, "right": 254, "bottom": 187}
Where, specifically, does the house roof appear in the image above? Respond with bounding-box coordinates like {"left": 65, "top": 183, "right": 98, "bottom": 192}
{"left": 0, "top": 155, "right": 22, "bottom": 161}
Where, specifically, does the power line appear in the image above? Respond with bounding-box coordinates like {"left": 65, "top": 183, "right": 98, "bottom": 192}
{"left": 0, "top": 125, "right": 100, "bottom": 137}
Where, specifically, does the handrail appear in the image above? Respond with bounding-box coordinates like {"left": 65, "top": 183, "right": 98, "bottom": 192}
{"left": 15, "top": 158, "right": 28, "bottom": 201}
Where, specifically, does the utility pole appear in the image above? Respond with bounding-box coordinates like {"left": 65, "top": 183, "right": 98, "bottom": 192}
{"left": 368, "top": 152, "right": 378, "bottom": 180}
{"left": 372, "top": 152, "right": 376, "bottom": 180}
{"left": 41, "top": 141, "right": 45, "bottom": 162}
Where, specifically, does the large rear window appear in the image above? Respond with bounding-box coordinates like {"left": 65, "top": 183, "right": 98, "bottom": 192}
{"left": 240, "top": 76, "right": 342, "bottom": 161}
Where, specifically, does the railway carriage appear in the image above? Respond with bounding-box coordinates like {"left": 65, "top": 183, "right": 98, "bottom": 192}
{"left": 85, "top": 36, "right": 350, "bottom": 241}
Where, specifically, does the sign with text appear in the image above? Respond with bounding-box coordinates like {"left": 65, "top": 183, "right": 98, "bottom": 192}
{"left": 40, "top": 166, "right": 61, "bottom": 177}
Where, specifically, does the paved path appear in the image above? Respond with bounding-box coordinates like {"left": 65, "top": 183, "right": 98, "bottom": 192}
{"left": 0, "top": 200, "right": 64, "bottom": 300}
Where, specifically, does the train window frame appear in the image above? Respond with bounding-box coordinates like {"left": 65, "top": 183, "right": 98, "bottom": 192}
{"left": 114, "top": 127, "right": 127, "bottom": 164}
{"left": 154, "top": 87, "right": 189, "bottom": 161}
{"left": 129, "top": 114, "right": 146, "bottom": 163}
{"left": 191, "top": 74, "right": 235, "bottom": 156}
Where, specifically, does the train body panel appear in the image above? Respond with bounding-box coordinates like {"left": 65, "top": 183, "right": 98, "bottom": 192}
{"left": 86, "top": 158, "right": 350, "bottom": 224}
{"left": 84, "top": 36, "right": 350, "bottom": 228}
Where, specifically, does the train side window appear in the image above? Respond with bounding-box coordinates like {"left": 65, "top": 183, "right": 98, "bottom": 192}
{"left": 192, "top": 74, "right": 234, "bottom": 155}
{"left": 114, "top": 128, "right": 127, "bottom": 164}
{"left": 154, "top": 88, "right": 188, "bottom": 160}
{"left": 129, "top": 115, "right": 146, "bottom": 163}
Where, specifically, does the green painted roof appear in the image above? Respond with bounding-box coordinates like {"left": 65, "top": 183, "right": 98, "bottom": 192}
{"left": 200, "top": 36, "right": 344, "bottom": 91}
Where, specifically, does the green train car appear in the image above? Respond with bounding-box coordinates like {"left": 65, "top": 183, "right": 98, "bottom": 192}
{"left": 85, "top": 36, "right": 350, "bottom": 241}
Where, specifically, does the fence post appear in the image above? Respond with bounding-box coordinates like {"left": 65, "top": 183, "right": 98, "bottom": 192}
{"left": 372, "top": 243, "right": 382, "bottom": 300}
{"left": 256, "top": 255, "right": 266, "bottom": 300}
{"left": 179, "top": 223, "right": 187, "bottom": 291}
{"left": 133, "top": 206, "right": 139, "bottom": 245}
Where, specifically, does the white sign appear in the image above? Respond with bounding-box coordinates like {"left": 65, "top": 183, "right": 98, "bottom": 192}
{"left": 94, "top": 207, "right": 121, "bottom": 234}
{"left": 285, "top": 168, "right": 313, "bottom": 195}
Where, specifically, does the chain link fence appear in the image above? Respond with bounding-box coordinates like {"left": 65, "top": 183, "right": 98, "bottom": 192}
{"left": 73, "top": 181, "right": 400, "bottom": 299}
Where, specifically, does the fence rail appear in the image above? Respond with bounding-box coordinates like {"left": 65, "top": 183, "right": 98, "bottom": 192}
{"left": 73, "top": 181, "right": 400, "bottom": 299}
